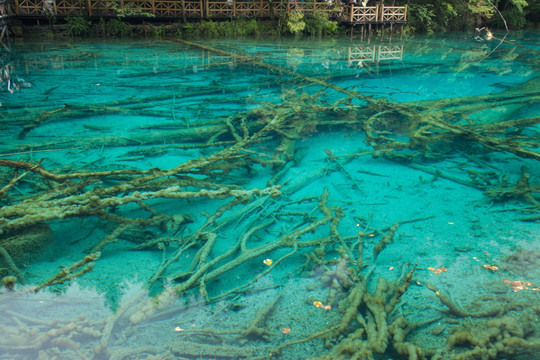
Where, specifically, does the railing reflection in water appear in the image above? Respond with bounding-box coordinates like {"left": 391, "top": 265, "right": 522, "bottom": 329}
{"left": 2, "top": 43, "right": 404, "bottom": 95}
{"left": 21, "top": 43, "right": 402, "bottom": 68}
{"left": 349, "top": 44, "right": 403, "bottom": 62}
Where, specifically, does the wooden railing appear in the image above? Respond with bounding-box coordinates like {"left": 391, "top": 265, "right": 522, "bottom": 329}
{"left": 14, "top": 0, "right": 38, "bottom": 16}
{"left": 205, "top": 0, "right": 235, "bottom": 18}
{"left": 344, "top": 4, "right": 406, "bottom": 23}
{"left": 1, "top": 0, "right": 16, "bottom": 18}
{"left": 13, "top": 0, "right": 407, "bottom": 24}
{"left": 1, "top": 0, "right": 15, "bottom": 41}
{"left": 293, "top": 0, "right": 335, "bottom": 13}
{"left": 14, "top": 0, "right": 204, "bottom": 17}
{"left": 346, "top": 4, "right": 377, "bottom": 23}
{"left": 380, "top": 5, "right": 406, "bottom": 22}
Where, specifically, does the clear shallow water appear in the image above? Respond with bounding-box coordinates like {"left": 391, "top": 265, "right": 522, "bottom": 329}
{"left": 0, "top": 32, "right": 539, "bottom": 360}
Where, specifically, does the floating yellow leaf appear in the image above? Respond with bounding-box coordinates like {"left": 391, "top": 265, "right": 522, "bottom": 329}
{"left": 428, "top": 266, "right": 447, "bottom": 275}
{"left": 504, "top": 279, "right": 534, "bottom": 292}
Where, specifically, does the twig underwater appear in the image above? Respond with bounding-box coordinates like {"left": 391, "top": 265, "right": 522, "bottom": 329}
{"left": 0, "top": 37, "right": 539, "bottom": 360}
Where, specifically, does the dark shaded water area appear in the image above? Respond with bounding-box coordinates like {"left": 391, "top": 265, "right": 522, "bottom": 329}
{"left": 0, "top": 31, "right": 539, "bottom": 359}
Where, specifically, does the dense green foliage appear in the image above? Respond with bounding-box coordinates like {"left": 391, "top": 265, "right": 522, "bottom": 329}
{"left": 174, "top": 13, "right": 339, "bottom": 38}
{"left": 107, "top": 1, "right": 155, "bottom": 19}
{"left": 403, "top": 0, "right": 538, "bottom": 33}
{"left": 303, "top": 10, "right": 339, "bottom": 36}
{"left": 66, "top": 16, "right": 91, "bottom": 37}
{"left": 194, "top": 18, "right": 272, "bottom": 38}
{"left": 283, "top": 10, "right": 339, "bottom": 36}
{"left": 286, "top": 10, "right": 307, "bottom": 34}
{"left": 103, "top": 19, "right": 132, "bottom": 37}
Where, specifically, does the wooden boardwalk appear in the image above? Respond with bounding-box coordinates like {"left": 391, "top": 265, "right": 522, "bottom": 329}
{"left": 12, "top": 0, "right": 406, "bottom": 25}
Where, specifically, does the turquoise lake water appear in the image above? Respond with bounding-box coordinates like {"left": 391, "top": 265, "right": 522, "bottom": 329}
{"left": 0, "top": 31, "right": 539, "bottom": 359}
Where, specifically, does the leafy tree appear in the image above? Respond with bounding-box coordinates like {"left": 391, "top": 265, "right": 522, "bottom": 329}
{"left": 403, "top": 0, "right": 531, "bottom": 32}
{"left": 304, "top": 11, "right": 339, "bottom": 36}
{"left": 525, "top": 0, "right": 540, "bottom": 26}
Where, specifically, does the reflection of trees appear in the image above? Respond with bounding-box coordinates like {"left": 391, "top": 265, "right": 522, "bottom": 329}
{"left": 402, "top": 35, "right": 535, "bottom": 88}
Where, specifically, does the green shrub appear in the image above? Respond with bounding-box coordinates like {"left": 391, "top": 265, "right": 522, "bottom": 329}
{"left": 244, "top": 19, "right": 261, "bottom": 36}
{"left": 287, "top": 10, "right": 306, "bottom": 34}
{"left": 177, "top": 22, "right": 198, "bottom": 37}
{"left": 407, "top": 3, "right": 436, "bottom": 34}
{"left": 197, "top": 19, "right": 263, "bottom": 38}
{"left": 105, "top": 19, "right": 132, "bottom": 37}
{"left": 221, "top": 21, "right": 235, "bottom": 37}
{"left": 183, "top": 22, "right": 196, "bottom": 33}
{"left": 66, "top": 16, "right": 91, "bottom": 37}
{"left": 199, "top": 20, "right": 220, "bottom": 38}
{"left": 526, "top": 0, "right": 540, "bottom": 26}
{"left": 305, "top": 10, "right": 338, "bottom": 36}
{"left": 151, "top": 24, "right": 167, "bottom": 38}
{"left": 108, "top": 1, "right": 155, "bottom": 19}
{"left": 497, "top": 7, "right": 527, "bottom": 28}
{"left": 98, "top": 17, "right": 106, "bottom": 35}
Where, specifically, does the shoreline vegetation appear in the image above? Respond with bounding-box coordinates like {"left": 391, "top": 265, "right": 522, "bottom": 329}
{"left": 8, "top": 0, "right": 540, "bottom": 40}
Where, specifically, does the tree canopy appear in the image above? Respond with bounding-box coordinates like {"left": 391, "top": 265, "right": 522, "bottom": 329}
{"left": 402, "top": 0, "right": 539, "bottom": 33}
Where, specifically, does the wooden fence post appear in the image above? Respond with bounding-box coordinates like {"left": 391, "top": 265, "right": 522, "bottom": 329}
{"left": 181, "top": 0, "right": 185, "bottom": 21}
{"left": 403, "top": 4, "right": 407, "bottom": 22}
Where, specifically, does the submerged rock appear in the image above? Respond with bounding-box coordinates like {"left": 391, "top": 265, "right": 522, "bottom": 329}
{"left": 0, "top": 223, "right": 54, "bottom": 264}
